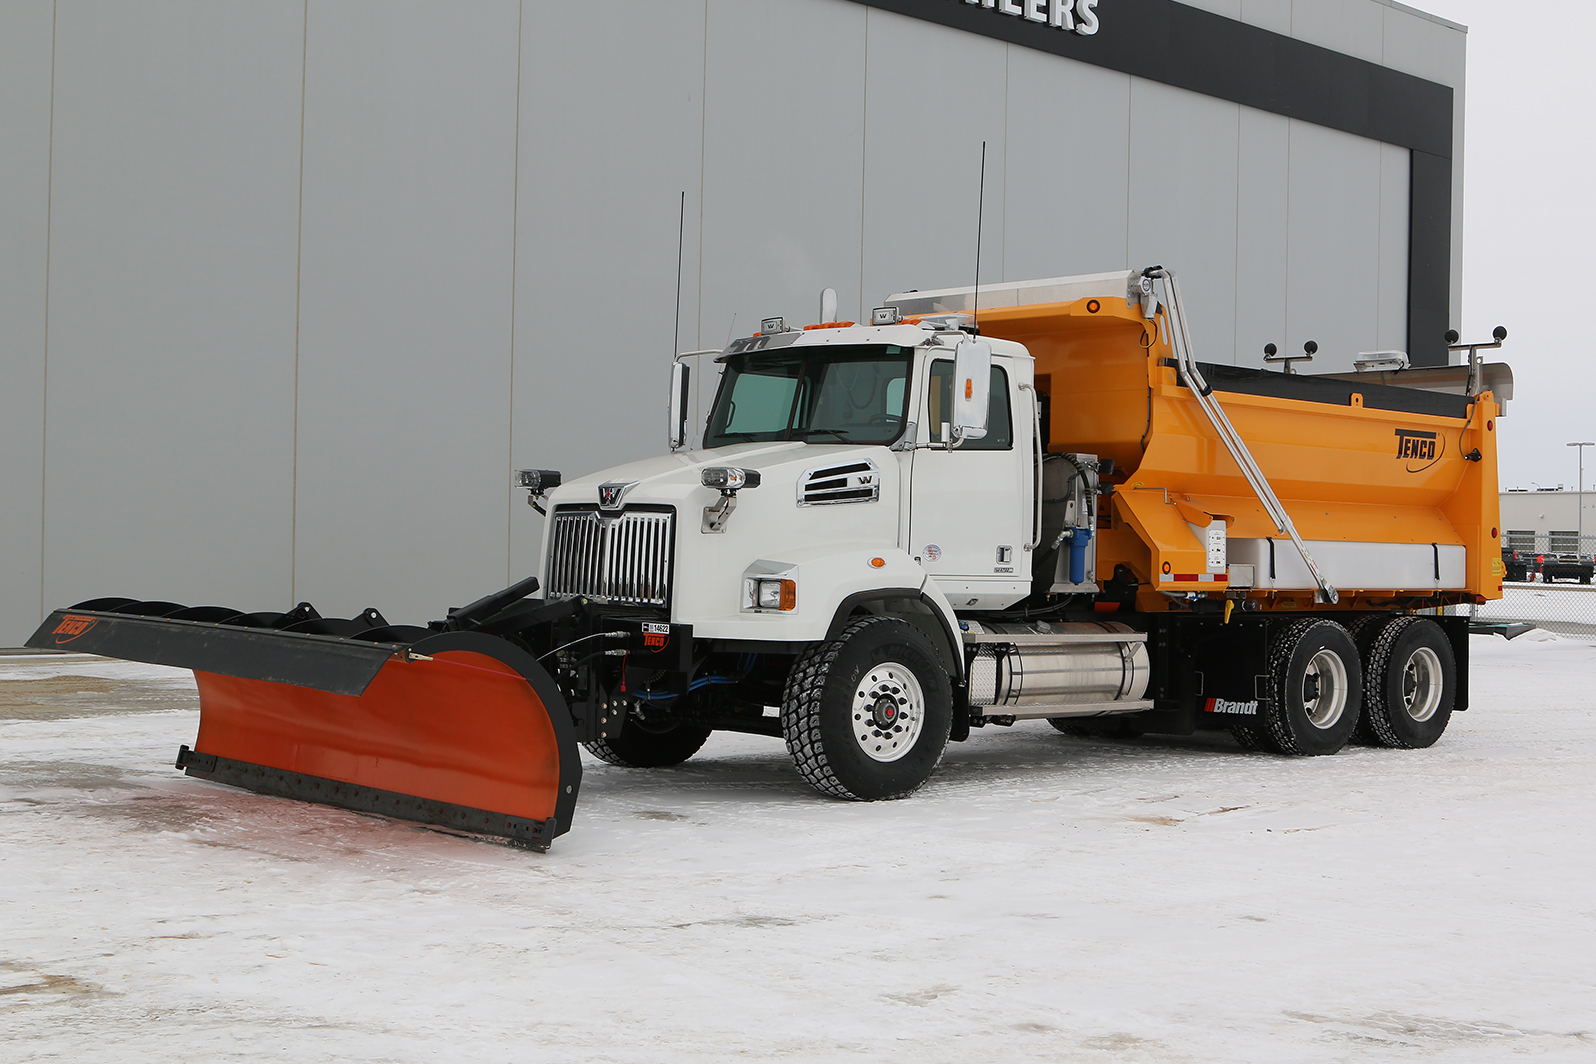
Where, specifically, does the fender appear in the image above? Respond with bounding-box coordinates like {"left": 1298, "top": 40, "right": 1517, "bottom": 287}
{"left": 826, "top": 585, "right": 964, "bottom": 683}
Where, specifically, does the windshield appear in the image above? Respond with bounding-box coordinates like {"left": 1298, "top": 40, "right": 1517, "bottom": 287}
{"left": 703, "top": 346, "right": 911, "bottom": 447}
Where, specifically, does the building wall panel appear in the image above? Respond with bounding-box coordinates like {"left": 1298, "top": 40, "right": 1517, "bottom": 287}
{"left": 1001, "top": 43, "right": 1132, "bottom": 285}
{"left": 859, "top": 8, "right": 1008, "bottom": 309}
{"left": 292, "top": 0, "right": 519, "bottom": 621}
{"left": 1233, "top": 107, "right": 1291, "bottom": 369}
{"left": 509, "top": 0, "right": 709, "bottom": 582}
{"left": 40, "top": 0, "right": 302, "bottom": 619}
{"left": 1284, "top": 120, "right": 1383, "bottom": 367}
{"left": 1127, "top": 79, "right": 1240, "bottom": 364}
{"left": 699, "top": 0, "right": 867, "bottom": 353}
{"left": 0, "top": 0, "right": 54, "bottom": 645}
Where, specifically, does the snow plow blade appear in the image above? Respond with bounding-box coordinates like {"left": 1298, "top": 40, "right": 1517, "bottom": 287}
{"left": 27, "top": 586, "right": 581, "bottom": 852}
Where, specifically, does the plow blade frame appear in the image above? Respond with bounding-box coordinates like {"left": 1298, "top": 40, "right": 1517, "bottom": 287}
{"left": 29, "top": 610, "right": 582, "bottom": 851}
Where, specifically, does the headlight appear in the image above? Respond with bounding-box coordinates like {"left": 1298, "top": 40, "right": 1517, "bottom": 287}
{"left": 702, "top": 466, "right": 761, "bottom": 491}
{"left": 743, "top": 577, "right": 797, "bottom": 612}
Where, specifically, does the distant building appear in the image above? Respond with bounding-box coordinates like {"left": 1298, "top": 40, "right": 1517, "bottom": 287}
{"left": 1500, "top": 489, "right": 1596, "bottom": 553}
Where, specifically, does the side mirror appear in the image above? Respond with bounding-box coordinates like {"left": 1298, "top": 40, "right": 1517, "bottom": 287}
{"left": 951, "top": 339, "right": 992, "bottom": 442}
{"left": 668, "top": 361, "right": 691, "bottom": 451}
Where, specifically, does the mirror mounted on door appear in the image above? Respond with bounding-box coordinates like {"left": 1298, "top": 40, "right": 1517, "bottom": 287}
{"left": 668, "top": 360, "right": 691, "bottom": 451}
{"left": 951, "top": 338, "right": 991, "bottom": 444}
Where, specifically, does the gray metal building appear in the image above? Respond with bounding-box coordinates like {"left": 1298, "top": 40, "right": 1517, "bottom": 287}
{"left": 1, "top": 0, "right": 1467, "bottom": 645}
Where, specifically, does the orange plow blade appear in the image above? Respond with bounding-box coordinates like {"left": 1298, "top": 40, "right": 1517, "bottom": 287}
{"left": 28, "top": 597, "right": 581, "bottom": 852}
{"left": 180, "top": 636, "right": 579, "bottom": 850}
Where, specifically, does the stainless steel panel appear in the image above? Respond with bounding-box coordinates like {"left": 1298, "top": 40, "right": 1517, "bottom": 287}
{"left": 967, "top": 622, "right": 1151, "bottom": 708}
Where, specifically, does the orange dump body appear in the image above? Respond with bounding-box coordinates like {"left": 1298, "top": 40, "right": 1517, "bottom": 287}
{"left": 977, "top": 297, "right": 1502, "bottom": 614}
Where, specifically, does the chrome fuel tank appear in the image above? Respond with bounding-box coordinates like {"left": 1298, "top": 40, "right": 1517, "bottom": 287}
{"left": 965, "top": 621, "right": 1151, "bottom": 719}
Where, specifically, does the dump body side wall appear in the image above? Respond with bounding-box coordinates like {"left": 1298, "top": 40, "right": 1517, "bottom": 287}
{"left": 974, "top": 297, "right": 1500, "bottom": 607}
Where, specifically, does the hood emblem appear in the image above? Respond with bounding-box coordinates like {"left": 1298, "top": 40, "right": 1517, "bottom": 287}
{"left": 598, "top": 481, "right": 639, "bottom": 511}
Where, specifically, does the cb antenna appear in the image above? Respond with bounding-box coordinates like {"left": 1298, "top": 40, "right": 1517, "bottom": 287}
{"left": 672, "top": 191, "right": 686, "bottom": 359}
{"left": 971, "top": 141, "right": 986, "bottom": 333}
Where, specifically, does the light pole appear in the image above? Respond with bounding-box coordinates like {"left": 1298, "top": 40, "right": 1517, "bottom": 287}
{"left": 1571, "top": 442, "right": 1595, "bottom": 555}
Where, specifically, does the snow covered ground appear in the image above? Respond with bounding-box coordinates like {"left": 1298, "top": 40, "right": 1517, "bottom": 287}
{"left": 3, "top": 635, "right": 1594, "bottom": 1063}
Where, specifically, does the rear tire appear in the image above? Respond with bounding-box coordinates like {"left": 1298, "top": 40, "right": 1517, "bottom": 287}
{"left": 1261, "top": 619, "right": 1362, "bottom": 756}
{"left": 781, "top": 616, "right": 952, "bottom": 801}
{"left": 583, "top": 714, "right": 712, "bottom": 768}
{"left": 1361, "top": 617, "right": 1455, "bottom": 749}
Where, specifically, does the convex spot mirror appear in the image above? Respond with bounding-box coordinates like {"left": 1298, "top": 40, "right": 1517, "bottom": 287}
{"left": 668, "top": 361, "right": 691, "bottom": 451}
{"left": 951, "top": 338, "right": 991, "bottom": 443}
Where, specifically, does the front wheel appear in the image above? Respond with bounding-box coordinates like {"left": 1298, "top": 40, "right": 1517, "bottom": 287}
{"left": 583, "top": 712, "right": 712, "bottom": 768}
{"left": 781, "top": 616, "right": 953, "bottom": 800}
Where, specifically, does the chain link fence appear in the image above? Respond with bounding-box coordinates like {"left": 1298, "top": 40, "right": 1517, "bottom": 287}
{"left": 1455, "top": 532, "right": 1596, "bottom": 637}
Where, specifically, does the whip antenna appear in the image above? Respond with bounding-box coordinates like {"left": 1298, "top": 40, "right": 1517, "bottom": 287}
{"left": 672, "top": 191, "right": 686, "bottom": 358}
{"left": 972, "top": 141, "right": 986, "bottom": 331}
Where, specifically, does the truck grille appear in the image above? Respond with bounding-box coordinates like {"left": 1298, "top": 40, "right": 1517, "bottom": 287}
{"left": 546, "top": 507, "right": 674, "bottom": 606}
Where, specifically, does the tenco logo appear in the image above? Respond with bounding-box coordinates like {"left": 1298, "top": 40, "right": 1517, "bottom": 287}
{"left": 1204, "top": 697, "right": 1259, "bottom": 716}
{"left": 1394, "top": 428, "right": 1445, "bottom": 473}
{"left": 52, "top": 614, "right": 98, "bottom": 645}
{"left": 642, "top": 622, "right": 671, "bottom": 652}
{"left": 956, "top": 0, "right": 1102, "bottom": 37}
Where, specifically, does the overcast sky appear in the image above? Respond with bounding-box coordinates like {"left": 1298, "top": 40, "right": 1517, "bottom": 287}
{"left": 1413, "top": 0, "right": 1596, "bottom": 490}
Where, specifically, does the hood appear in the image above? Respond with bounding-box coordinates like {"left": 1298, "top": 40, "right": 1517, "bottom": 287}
{"left": 549, "top": 442, "right": 890, "bottom": 509}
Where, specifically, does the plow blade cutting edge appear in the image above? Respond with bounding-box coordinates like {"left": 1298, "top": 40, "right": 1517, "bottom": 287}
{"left": 28, "top": 600, "right": 581, "bottom": 851}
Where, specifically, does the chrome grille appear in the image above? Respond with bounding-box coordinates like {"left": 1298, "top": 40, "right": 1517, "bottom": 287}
{"left": 546, "top": 508, "right": 674, "bottom": 606}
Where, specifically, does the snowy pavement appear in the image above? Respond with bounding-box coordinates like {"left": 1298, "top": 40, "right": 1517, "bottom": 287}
{"left": 3, "top": 635, "right": 1594, "bottom": 1063}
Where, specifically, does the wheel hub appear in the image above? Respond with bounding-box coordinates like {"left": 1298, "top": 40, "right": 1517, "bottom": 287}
{"left": 1401, "top": 646, "right": 1444, "bottom": 722}
{"left": 851, "top": 663, "right": 926, "bottom": 763}
{"left": 1301, "top": 648, "right": 1349, "bottom": 729}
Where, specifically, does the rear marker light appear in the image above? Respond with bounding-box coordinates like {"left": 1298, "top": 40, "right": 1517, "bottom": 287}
{"left": 1087, "top": 299, "right": 1101, "bottom": 313}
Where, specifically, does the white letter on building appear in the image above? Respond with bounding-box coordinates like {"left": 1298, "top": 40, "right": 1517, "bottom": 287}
{"left": 1075, "top": 0, "right": 1100, "bottom": 35}
{"left": 1024, "top": 0, "right": 1048, "bottom": 23}
{"left": 1050, "top": 0, "right": 1076, "bottom": 30}
{"left": 999, "top": 0, "right": 1023, "bottom": 15}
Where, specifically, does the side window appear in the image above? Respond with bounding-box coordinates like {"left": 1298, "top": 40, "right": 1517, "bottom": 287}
{"left": 927, "top": 362, "right": 1012, "bottom": 450}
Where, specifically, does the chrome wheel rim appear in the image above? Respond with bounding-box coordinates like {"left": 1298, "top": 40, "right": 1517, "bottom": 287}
{"left": 852, "top": 662, "right": 925, "bottom": 762}
{"left": 1401, "top": 646, "right": 1444, "bottom": 722}
{"left": 1301, "top": 649, "right": 1349, "bottom": 729}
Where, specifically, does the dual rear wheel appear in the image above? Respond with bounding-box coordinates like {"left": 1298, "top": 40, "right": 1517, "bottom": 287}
{"left": 1232, "top": 616, "right": 1455, "bottom": 755}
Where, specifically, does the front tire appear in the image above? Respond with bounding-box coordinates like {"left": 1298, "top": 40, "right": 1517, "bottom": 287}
{"left": 1361, "top": 617, "right": 1455, "bottom": 749}
{"left": 781, "top": 616, "right": 953, "bottom": 800}
{"left": 1261, "top": 619, "right": 1362, "bottom": 756}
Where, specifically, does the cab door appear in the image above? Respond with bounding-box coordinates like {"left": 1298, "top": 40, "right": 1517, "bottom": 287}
{"left": 908, "top": 357, "right": 1034, "bottom": 610}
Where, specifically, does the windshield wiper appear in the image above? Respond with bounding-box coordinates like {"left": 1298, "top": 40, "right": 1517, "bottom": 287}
{"left": 791, "top": 428, "right": 852, "bottom": 442}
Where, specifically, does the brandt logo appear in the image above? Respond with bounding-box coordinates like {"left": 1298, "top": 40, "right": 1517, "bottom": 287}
{"left": 1394, "top": 428, "right": 1445, "bottom": 473}
{"left": 1204, "top": 697, "right": 1259, "bottom": 716}
{"left": 955, "top": 0, "right": 1101, "bottom": 37}
{"left": 52, "top": 614, "right": 98, "bottom": 644}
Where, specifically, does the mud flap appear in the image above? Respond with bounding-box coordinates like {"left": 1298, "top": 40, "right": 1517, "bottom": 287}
{"left": 29, "top": 609, "right": 581, "bottom": 851}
